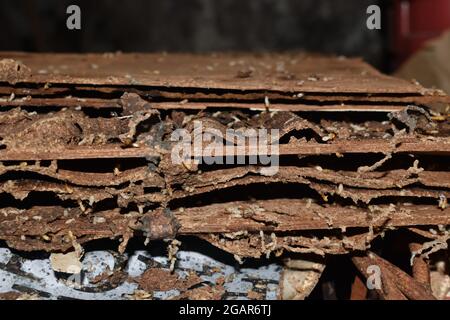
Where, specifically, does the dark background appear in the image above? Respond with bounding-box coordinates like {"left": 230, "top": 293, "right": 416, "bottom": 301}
{"left": 1, "top": 0, "right": 389, "bottom": 69}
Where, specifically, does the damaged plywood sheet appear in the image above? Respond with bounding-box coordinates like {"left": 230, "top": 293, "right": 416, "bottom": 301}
{"left": 0, "top": 52, "right": 432, "bottom": 93}
{"left": 0, "top": 52, "right": 449, "bottom": 116}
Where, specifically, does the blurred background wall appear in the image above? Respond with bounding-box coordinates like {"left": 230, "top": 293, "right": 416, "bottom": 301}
{"left": 0, "top": 0, "right": 388, "bottom": 69}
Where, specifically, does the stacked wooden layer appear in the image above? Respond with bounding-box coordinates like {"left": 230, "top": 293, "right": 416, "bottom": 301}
{"left": 0, "top": 52, "right": 448, "bottom": 261}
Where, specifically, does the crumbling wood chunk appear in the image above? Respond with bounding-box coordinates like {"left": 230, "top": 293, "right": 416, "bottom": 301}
{"left": 131, "top": 209, "right": 180, "bottom": 241}
{"left": 137, "top": 268, "right": 203, "bottom": 293}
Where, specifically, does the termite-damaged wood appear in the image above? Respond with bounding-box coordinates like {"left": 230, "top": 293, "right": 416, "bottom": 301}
{"left": 0, "top": 163, "right": 164, "bottom": 187}
{"left": 0, "top": 52, "right": 448, "bottom": 302}
{"left": 0, "top": 138, "right": 448, "bottom": 161}
{"left": 131, "top": 208, "right": 180, "bottom": 241}
{"left": 0, "top": 201, "right": 448, "bottom": 253}
{"left": 0, "top": 52, "right": 431, "bottom": 94}
{"left": 0, "top": 96, "right": 414, "bottom": 112}
{"left": 175, "top": 200, "right": 450, "bottom": 233}
{"left": 176, "top": 165, "right": 450, "bottom": 190}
